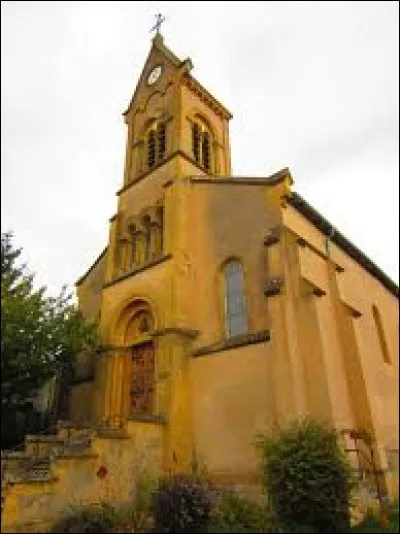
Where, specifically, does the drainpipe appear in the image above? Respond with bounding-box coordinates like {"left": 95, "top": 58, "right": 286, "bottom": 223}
{"left": 325, "top": 225, "right": 335, "bottom": 259}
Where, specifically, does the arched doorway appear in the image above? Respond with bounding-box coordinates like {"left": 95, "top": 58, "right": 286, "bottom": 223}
{"left": 124, "top": 307, "right": 155, "bottom": 415}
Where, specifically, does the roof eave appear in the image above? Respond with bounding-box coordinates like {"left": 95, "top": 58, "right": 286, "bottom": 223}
{"left": 75, "top": 247, "right": 108, "bottom": 287}
{"left": 287, "top": 192, "right": 399, "bottom": 298}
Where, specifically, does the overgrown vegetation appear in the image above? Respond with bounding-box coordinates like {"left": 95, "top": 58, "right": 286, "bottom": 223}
{"left": 129, "top": 470, "right": 158, "bottom": 532}
{"left": 152, "top": 473, "right": 214, "bottom": 533}
{"left": 256, "top": 417, "right": 356, "bottom": 533}
{"left": 208, "top": 489, "right": 278, "bottom": 533}
{"left": 1, "top": 231, "right": 100, "bottom": 448}
{"left": 42, "top": 416, "right": 397, "bottom": 534}
{"left": 351, "top": 499, "right": 399, "bottom": 533}
{"left": 51, "top": 502, "right": 126, "bottom": 533}
{"left": 48, "top": 466, "right": 398, "bottom": 533}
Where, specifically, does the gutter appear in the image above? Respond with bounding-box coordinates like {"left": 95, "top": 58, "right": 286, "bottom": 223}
{"left": 286, "top": 192, "right": 399, "bottom": 298}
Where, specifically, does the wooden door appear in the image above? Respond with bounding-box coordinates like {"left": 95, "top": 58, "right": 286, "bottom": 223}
{"left": 130, "top": 341, "right": 154, "bottom": 413}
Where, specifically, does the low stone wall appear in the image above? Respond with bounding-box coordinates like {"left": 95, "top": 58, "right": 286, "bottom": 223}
{"left": 1, "top": 418, "right": 165, "bottom": 533}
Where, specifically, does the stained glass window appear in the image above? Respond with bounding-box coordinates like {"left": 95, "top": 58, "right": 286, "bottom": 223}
{"left": 225, "top": 261, "right": 248, "bottom": 338}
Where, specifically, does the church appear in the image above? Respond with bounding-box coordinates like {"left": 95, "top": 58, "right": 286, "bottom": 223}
{"left": 2, "top": 32, "right": 398, "bottom": 532}
{"left": 72, "top": 29, "right": 399, "bottom": 495}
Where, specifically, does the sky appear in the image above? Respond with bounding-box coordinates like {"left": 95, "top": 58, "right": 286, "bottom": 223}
{"left": 1, "top": 1, "right": 399, "bottom": 297}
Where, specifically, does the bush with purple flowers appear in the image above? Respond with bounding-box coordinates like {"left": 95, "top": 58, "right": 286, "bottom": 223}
{"left": 152, "top": 474, "right": 214, "bottom": 533}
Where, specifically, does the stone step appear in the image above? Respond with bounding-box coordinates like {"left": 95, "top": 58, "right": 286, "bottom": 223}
{"left": 96, "top": 428, "right": 129, "bottom": 439}
{"left": 11, "top": 473, "right": 54, "bottom": 485}
{"left": 56, "top": 420, "right": 96, "bottom": 439}
{"left": 25, "top": 434, "right": 92, "bottom": 457}
{"left": 2, "top": 454, "right": 53, "bottom": 484}
{"left": 65, "top": 434, "right": 92, "bottom": 449}
{"left": 25, "top": 436, "right": 66, "bottom": 456}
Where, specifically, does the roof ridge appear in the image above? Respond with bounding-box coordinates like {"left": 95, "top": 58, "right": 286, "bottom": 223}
{"left": 288, "top": 192, "right": 399, "bottom": 298}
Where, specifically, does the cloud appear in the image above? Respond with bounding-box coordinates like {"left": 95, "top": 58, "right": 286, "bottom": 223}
{"left": 1, "top": 1, "right": 398, "bottom": 295}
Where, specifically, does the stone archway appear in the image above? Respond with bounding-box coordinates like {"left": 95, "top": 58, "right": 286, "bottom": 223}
{"left": 102, "top": 298, "right": 161, "bottom": 423}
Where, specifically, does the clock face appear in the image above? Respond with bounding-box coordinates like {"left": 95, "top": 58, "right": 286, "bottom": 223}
{"left": 147, "top": 65, "right": 162, "bottom": 86}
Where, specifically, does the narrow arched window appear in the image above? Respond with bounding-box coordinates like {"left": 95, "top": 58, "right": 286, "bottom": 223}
{"left": 192, "top": 119, "right": 212, "bottom": 172}
{"left": 372, "top": 305, "right": 391, "bottom": 365}
{"left": 147, "top": 129, "right": 156, "bottom": 169}
{"left": 147, "top": 121, "right": 167, "bottom": 170}
{"left": 157, "top": 122, "right": 166, "bottom": 161}
{"left": 202, "top": 131, "right": 210, "bottom": 171}
{"left": 224, "top": 261, "right": 248, "bottom": 338}
{"left": 192, "top": 123, "right": 200, "bottom": 164}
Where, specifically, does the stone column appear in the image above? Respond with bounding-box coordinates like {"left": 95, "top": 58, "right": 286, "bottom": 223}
{"left": 113, "top": 348, "right": 132, "bottom": 426}
{"left": 104, "top": 217, "right": 119, "bottom": 284}
{"left": 131, "top": 230, "right": 145, "bottom": 266}
{"left": 118, "top": 238, "right": 129, "bottom": 273}
{"left": 212, "top": 140, "right": 221, "bottom": 174}
{"left": 135, "top": 140, "right": 145, "bottom": 178}
{"left": 150, "top": 221, "right": 162, "bottom": 259}
{"left": 120, "top": 346, "right": 133, "bottom": 421}
{"left": 98, "top": 348, "right": 129, "bottom": 427}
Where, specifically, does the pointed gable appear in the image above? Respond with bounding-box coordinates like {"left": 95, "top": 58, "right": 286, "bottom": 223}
{"left": 123, "top": 34, "right": 188, "bottom": 118}
{"left": 120, "top": 34, "right": 233, "bottom": 184}
{"left": 123, "top": 34, "right": 231, "bottom": 121}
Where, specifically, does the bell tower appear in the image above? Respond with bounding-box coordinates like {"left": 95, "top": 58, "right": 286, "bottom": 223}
{"left": 121, "top": 32, "right": 232, "bottom": 188}
{"left": 94, "top": 32, "right": 235, "bottom": 468}
{"left": 103, "top": 31, "right": 234, "bottom": 292}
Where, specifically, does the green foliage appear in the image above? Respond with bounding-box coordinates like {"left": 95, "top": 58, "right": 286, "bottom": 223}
{"left": 351, "top": 499, "right": 399, "bottom": 533}
{"left": 129, "top": 471, "right": 158, "bottom": 532}
{"left": 152, "top": 473, "right": 214, "bottom": 533}
{"left": 51, "top": 502, "right": 126, "bottom": 533}
{"left": 256, "top": 417, "right": 355, "bottom": 533}
{"left": 352, "top": 509, "right": 383, "bottom": 533}
{"left": 208, "top": 488, "right": 279, "bottom": 533}
{"left": 49, "top": 474, "right": 157, "bottom": 534}
{"left": 1, "top": 401, "right": 49, "bottom": 451}
{"left": 388, "top": 499, "right": 399, "bottom": 533}
{"left": 1, "top": 231, "right": 100, "bottom": 448}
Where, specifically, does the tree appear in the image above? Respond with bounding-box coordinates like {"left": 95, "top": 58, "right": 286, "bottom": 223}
{"left": 1, "top": 232, "right": 100, "bottom": 448}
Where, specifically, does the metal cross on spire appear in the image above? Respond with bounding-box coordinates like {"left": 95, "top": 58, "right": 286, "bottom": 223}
{"left": 150, "top": 13, "right": 166, "bottom": 35}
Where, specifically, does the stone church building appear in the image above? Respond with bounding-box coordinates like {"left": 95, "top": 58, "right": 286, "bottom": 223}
{"left": 2, "top": 33, "right": 398, "bottom": 532}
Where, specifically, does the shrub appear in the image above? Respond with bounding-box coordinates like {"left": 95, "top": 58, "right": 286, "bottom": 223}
{"left": 351, "top": 508, "right": 382, "bottom": 532}
{"left": 152, "top": 473, "right": 214, "bottom": 533}
{"left": 208, "top": 488, "right": 279, "bottom": 533}
{"left": 256, "top": 417, "right": 355, "bottom": 533}
{"left": 388, "top": 499, "right": 399, "bottom": 533}
{"left": 129, "top": 471, "right": 157, "bottom": 532}
{"left": 51, "top": 501, "right": 128, "bottom": 533}
{"left": 351, "top": 499, "right": 400, "bottom": 533}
